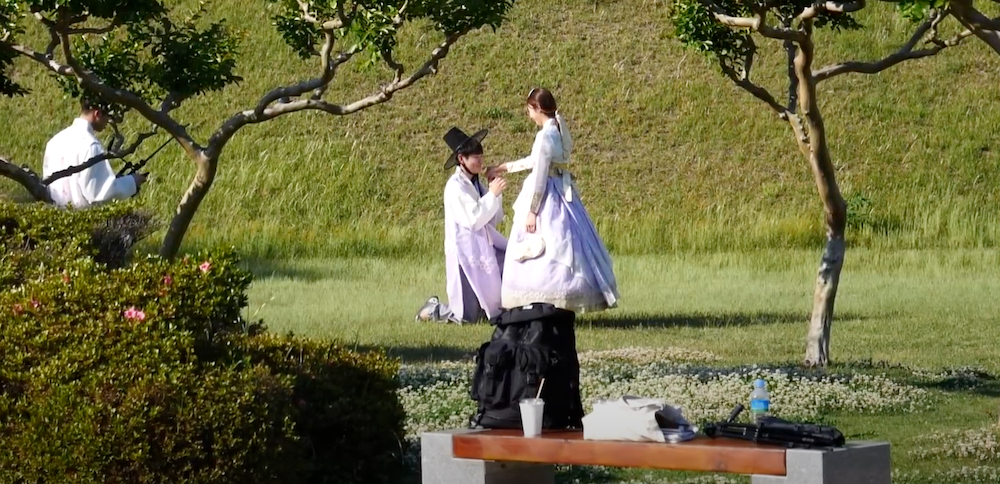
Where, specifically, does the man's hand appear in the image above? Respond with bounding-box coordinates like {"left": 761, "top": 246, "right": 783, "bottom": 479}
{"left": 132, "top": 172, "right": 148, "bottom": 189}
{"left": 489, "top": 177, "right": 507, "bottom": 197}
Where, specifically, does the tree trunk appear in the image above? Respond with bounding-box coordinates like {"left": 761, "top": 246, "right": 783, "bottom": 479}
{"left": 805, "top": 236, "right": 845, "bottom": 366}
{"left": 159, "top": 151, "right": 217, "bottom": 259}
{"left": 794, "top": 26, "right": 848, "bottom": 368}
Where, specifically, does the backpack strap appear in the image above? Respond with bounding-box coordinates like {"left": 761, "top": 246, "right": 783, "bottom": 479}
{"left": 491, "top": 303, "right": 570, "bottom": 327}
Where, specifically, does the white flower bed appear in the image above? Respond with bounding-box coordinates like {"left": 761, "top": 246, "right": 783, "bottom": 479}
{"left": 397, "top": 346, "right": 938, "bottom": 483}
{"left": 913, "top": 426, "right": 1000, "bottom": 461}
{"left": 398, "top": 347, "right": 929, "bottom": 440}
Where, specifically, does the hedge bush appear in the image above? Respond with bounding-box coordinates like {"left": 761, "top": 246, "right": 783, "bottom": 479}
{"left": 0, "top": 202, "right": 405, "bottom": 484}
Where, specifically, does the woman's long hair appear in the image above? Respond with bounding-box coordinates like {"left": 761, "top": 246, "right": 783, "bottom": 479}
{"left": 527, "top": 87, "right": 573, "bottom": 159}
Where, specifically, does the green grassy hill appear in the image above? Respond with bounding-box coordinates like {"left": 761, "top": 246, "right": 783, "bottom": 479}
{"left": 3, "top": 0, "right": 1000, "bottom": 258}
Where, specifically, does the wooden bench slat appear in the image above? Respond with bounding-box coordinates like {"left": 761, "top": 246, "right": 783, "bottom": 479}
{"left": 452, "top": 429, "right": 787, "bottom": 476}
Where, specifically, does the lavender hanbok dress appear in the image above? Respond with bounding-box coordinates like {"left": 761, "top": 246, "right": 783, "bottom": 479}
{"left": 501, "top": 114, "right": 619, "bottom": 313}
{"left": 441, "top": 169, "right": 507, "bottom": 322}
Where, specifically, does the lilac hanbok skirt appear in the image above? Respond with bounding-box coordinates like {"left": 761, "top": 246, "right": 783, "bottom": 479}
{"left": 501, "top": 177, "right": 619, "bottom": 313}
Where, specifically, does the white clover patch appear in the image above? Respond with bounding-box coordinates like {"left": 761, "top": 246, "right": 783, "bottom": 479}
{"left": 580, "top": 362, "right": 927, "bottom": 424}
{"left": 394, "top": 350, "right": 1000, "bottom": 483}
{"left": 612, "top": 475, "right": 745, "bottom": 484}
{"left": 578, "top": 347, "right": 722, "bottom": 365}
{"left": 397, "top": 348, "right": 928, "bottom": 442}
{"left": 896, "top": 465, "right": 1000, "bottom": 484}
{"left": 913, "top": 426, "right": 1000, "bottom": 461}
{"left": 557, "top": 469, "right": 744, "bottom": 484}
{"left": 937, "top": 466, "right": 1000, "bottom": 482}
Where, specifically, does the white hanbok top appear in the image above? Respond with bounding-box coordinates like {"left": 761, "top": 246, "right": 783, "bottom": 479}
{"left": 505, "top": 113, "right": 576, "bottom": 223}
{"left": 442, "top": 168, "right": 508, "bottom": 320}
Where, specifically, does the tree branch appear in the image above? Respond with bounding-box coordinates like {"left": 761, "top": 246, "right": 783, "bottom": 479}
{"left": 0, "top": 155, "right": 51, "bottom": 202}
{"left": 296, "top": 0, "right": 320, "bottom": 24}
{"left": 160, "top": 91, "right": 185, "bottom": 114}
{"left": 6, "top": 42, "right": 74, "bottom": 75}
{"left": 813, "top": 11, "right": 970, "bottom": 82}
{"left": 713, "top": 13, "right": 800, "bottom": 40}
{"left": 950, "top": 0, "right": 1000, "bottom": 54}
{"left": 253, "top": 33, "right": 354, "bottom": 116}
{"left": 44, "top": 26, "right": 201, "bottom": 157}
{"left": 208, "top": 32, "right": 464, "bottom": 157}
{"left": 717, "top": 41, "right": 788, "bottom": 115}
{"left": 338, "top": 31, "right": 463, "bottom": 112}
{"left": 798, "top": 0, "right": 866, "bottom": 21}
{"left": 296, "top": 0, "right": 352, "bottom": 30}
{"left": 41, "top": 128, "right": 159, "bottom": 185}
{"left": 381, "top": 46, "right": 405, "bottom": 84}
{"left": 43, "top": 28, "right": 60, "bottom": 58}
{"left": 706, "top": 6, "right": 802, "bottom": 40}
{"left": 66, "top": 24, "right": 117, "bottom": 35}
{"left": 67, "top": 14, "right": 122, "bottom": 36}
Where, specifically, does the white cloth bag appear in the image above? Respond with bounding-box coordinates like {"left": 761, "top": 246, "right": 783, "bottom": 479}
{"left": 509, "top": 233, "right": 546, "bottom": 261}
{"left": 582, "top": 396, "right": 669, "bottom": 443}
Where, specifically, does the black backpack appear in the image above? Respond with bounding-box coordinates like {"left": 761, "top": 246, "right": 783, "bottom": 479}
{"left": 468, "top": 303, "right": 584, "bottom": 430}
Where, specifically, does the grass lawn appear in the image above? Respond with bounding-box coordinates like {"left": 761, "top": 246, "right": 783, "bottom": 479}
{"left": 244, "top": 248, "right": 1000, "bottom": 483}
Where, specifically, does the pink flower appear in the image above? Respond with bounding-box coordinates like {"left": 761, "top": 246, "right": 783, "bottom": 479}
{"left": 199, "top": 261, "right": 211, "bottom": 273}
{"left": 30, "top": 299, "right": 40, "bottom": 309}
{"left": 13, "top": 304, "right": 23, "bottom": 315}
{"left": 124, "top": 306, "right": 147, "bottom": 321}
{"left": 162, "top": 275, "right": 173, "bottom": 286}
{"left": 62, "top": 271, "right": 70, "bottom": 283}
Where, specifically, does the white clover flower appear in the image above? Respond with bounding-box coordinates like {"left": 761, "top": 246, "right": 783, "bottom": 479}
{"left": 912, "top": 426, "right": 1000, "bottom": 462}
{"left": 397, "top": 348, "right": 929, "bottom": 442}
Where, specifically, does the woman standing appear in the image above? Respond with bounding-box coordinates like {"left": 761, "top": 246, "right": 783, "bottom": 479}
{"left": 491, "top": 88, "right": 619, "bottom": 313}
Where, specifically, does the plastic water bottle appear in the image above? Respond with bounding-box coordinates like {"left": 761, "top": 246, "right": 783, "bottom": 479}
{"left": 750, "top": 379, "right": 770, "bottom": 423}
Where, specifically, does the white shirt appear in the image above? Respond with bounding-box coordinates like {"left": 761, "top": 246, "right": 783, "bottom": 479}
{"left": 42, "top": 118, "right": 137, "bottom": 208}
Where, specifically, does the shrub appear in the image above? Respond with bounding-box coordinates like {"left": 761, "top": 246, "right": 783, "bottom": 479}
{"left": 0, "top": 203, "right": 405, "bottom": 484}
{"left": 0, "top": 200, "right": 159, "bottom": 285}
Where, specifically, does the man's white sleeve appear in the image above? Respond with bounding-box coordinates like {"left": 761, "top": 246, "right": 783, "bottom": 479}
{"left": 445, "top": 183, "right": 500, "bottom": 232}
{"left": 78, "top": 143, "right": 137, "bottom": 203}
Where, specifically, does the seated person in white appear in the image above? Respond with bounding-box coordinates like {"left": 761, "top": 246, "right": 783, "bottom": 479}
{"left": 415, "top": 127, "right": 509, "bottom": 324}
{"left": 43, "top": 97, "right": 146, "bottom": 208}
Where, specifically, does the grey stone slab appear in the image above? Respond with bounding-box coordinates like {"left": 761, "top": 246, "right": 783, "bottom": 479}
{"left": 420, "top": 429, "right": 555, "bottom": 484}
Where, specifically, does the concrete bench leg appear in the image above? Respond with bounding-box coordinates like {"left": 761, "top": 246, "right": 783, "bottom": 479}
{"left": 421, "top": 429, "right": 555, "bottom": 484}
{"left": 751, "top": 442, "right": 891, "bottom": 484}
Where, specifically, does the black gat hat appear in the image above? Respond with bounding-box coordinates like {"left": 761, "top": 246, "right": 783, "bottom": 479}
{"left": 443, "top": 127, "right": 488, "bottom": 170}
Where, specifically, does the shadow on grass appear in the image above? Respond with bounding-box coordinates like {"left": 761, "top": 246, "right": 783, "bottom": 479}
{"left": 241, "top": 259, "right": 331, "bottom": 282}
{"left": 579, "top": 311, "right": 867, "bottom": 329}
{"left": 824, "top": 359, "right": 1000, "bottom": 398}
{"left": 354, "top": 344, "right": 477, "bottom": 363}
{"left": 915, "top": 369, "right": 1000, "bottom": 398}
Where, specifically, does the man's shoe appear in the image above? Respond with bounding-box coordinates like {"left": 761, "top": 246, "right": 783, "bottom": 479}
{"left": 414, "top": 296, "right": 441, "bottom": 322}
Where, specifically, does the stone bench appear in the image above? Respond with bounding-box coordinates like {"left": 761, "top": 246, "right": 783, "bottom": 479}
{"left": 421, "top": 428, "right": 890, "bottom": 484}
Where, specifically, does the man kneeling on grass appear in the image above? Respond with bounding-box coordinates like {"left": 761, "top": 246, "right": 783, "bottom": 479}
{"left": 415, "top": 127, "right": 508, "bottom": 325}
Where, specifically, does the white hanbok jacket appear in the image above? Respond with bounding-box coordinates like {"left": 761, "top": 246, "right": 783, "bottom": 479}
{"left": 443, "top": 168, "right": 508, "bottom": 320}
{"left": 42, "top": 118, "right": 137, "bottom": 208}
{"left": 505, "top": 113, "right": 576, "bottom": 224}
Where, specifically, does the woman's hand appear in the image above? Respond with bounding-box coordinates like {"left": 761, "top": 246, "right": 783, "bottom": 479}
{"left": 488, "top": 164, "right": 508, "bottom": 178}
{"left": 525, "top": 212, "right": 537, "bottom": 233}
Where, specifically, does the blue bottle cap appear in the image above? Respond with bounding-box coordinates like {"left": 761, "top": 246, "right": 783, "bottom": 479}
{"left": 754, "top": 378, "right": 766, "bottom": 388}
